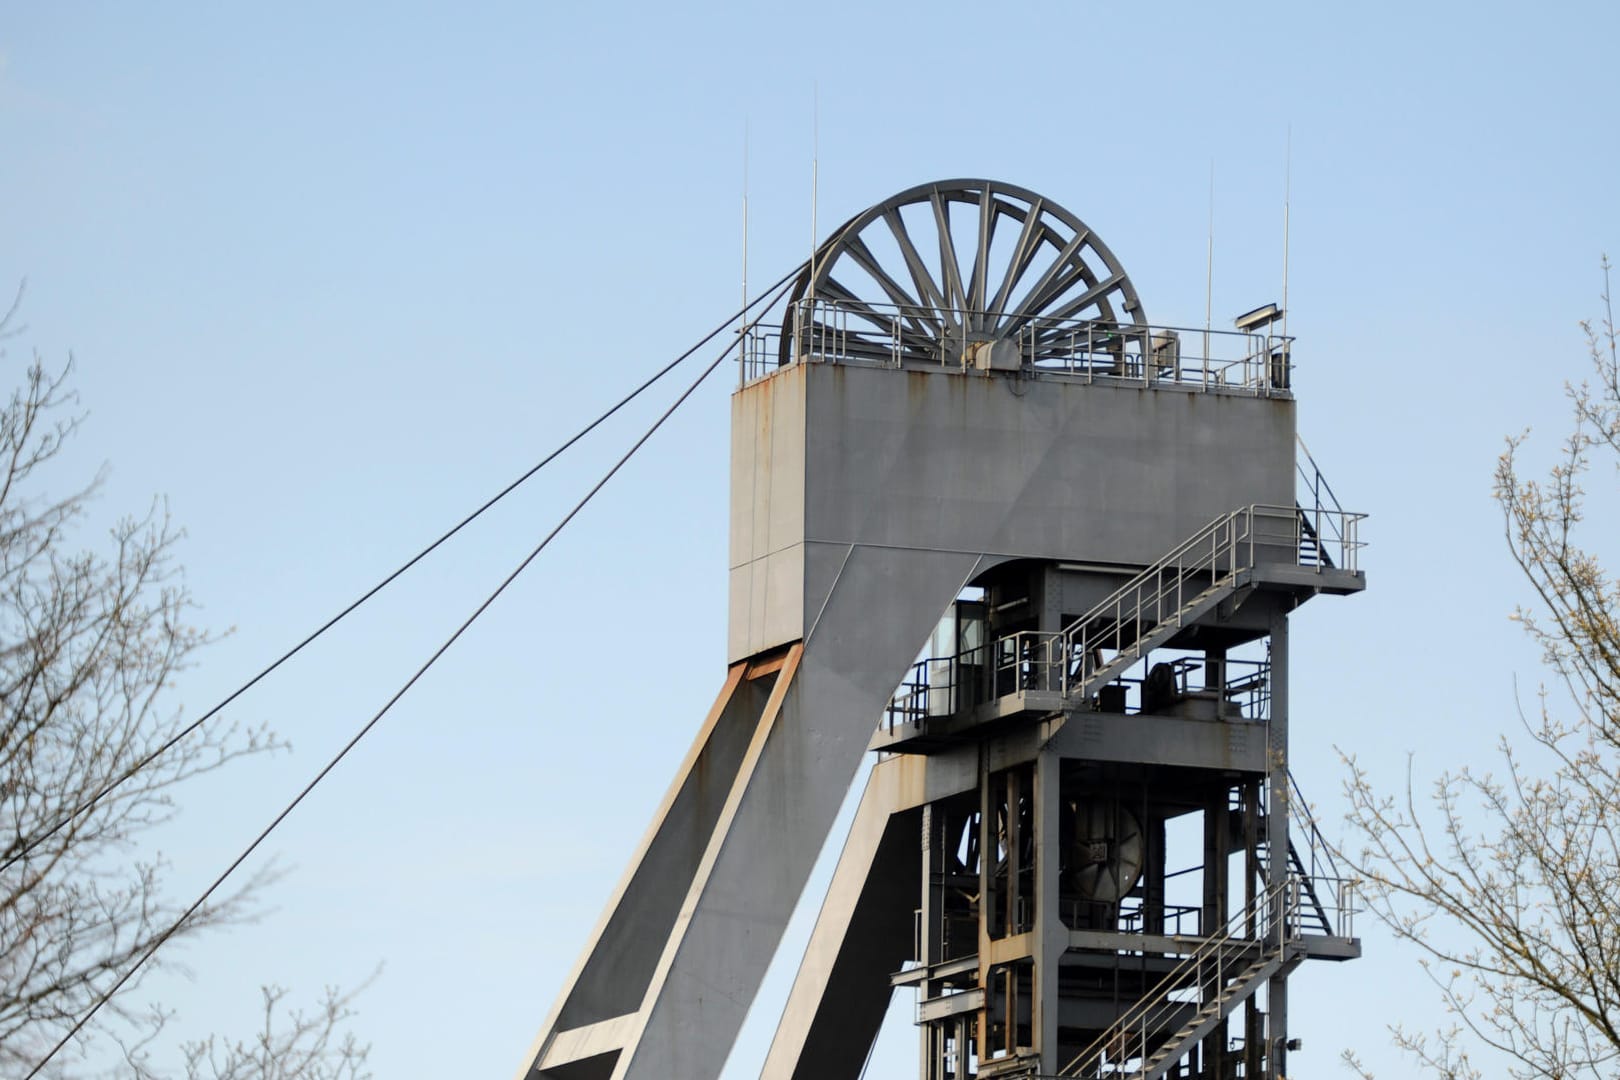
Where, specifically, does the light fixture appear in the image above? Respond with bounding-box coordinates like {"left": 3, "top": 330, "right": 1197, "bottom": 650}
{"left": 1234, "top": 303, "right": 1283, "bottom": 332}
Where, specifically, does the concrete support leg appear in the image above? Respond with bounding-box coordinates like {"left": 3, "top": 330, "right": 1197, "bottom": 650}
{"left": 523, "top": 658, "right": 781, "bottom": 1080}
{"left": 520, "top": 547, "right": 983, "bottom": 1080}
{"left": 760, "top": 760, "right": 924, "bottom": 1080}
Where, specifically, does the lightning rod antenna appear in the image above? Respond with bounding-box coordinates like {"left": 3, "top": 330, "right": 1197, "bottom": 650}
{"left": 739, "top": 121, "right": 749, "bottom": 385}
{"left": 1282, "top": 128, "right": 1292, "bottom": 343}
{"left": 809, "top": 85, "right": 819, "bottom": 309}
{"left": 1205, "top": 160, "right": 1214, "bottom": 366}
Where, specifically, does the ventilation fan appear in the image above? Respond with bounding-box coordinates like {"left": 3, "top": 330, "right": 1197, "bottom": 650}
{"left": 1065, "top": 800, "right": 1144, "bottom": 902}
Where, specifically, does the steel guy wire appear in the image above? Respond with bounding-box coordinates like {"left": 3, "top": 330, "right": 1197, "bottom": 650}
{"left": 20, "top": 283, "right": 786, "bottom": 1078}
{"left": 0, "top": 260, "right": 805, "bottom": 877}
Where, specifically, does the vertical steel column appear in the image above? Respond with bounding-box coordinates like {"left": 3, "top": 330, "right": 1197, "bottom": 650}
{"left": 1243, "top": 778, "right": 1263, "bottom": 1078}
{"left": 1267, "top": 612, "right": 1290, "bottom": 1077}
{"left": 919, "top": 803, "right": 940, "bottom": 1079}
{"left": 977, "top": 759, "right": 996, "bottom": 1063}
{"left": 1006, "top": 769, "right": 1023, "bottom": 942}
{"left": 1201, "top": 784, "right": 1229, "bottom": 1077}
{"left": 1033, "top": 751, "right": 1062, "bottom": 1075}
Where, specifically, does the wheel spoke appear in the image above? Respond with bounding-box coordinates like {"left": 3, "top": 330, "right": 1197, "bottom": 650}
{"left": 802, "top": 319, "right": 901, "bottom": 363}
{"left": 792, "top": 180, "right": 1145, "bottom": 369}
{"left": 1012, "top": 243, "right": 1101, "bottom": 326}
{"left": 1028, "top": 323, "right": 1123, "bottom": 357}
{"left": 817, "top": 277, "right": 905, "bottom": 335}
{"left": 839, "top": 234, "right": 935, "bottom": 338}
{"left": 930, "top": 190, "right": 969, "bottom": 320}
{"left": 965, "top": 186, "right": 995, "bottom": 326}
{"left": 1036, "top": 271, "right": 1127, "bottom": 326}
{"left": 1002, "top": 226, "right": 1093, "bottom": 330}
{"left": 882, "top": 208, "right": 951, "bottom": 323}
{"left": 987, "top": 196, "right": 1046, "bottom": 319}
{"left": 819, "top": 277, "right": 941, "bottom": 354}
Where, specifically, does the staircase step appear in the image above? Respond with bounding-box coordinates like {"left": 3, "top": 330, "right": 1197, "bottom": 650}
{"left": 1102, "top": 951, "right": 1288, "bottom": 1080}
{"left": 1068, "top": 581, "right": 1235, "bottom": 703}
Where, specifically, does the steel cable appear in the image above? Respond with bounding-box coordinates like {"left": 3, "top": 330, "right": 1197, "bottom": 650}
{"left": 21, "top": 268, "right": 801, "bottom": 1079}
{"left": 0, "top": 260, "right": 804, "bottom": 877}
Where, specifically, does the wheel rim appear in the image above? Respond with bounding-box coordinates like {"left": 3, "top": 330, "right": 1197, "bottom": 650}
{"left": 781, "top": 178, "right": 1145, "bottom": 368}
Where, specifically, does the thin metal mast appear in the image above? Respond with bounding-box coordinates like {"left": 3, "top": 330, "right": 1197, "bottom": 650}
{"left": 809, "top": 85, "right": 819, "bottom": 308}
{"left": 1282, "top": 129, "right": 1292, "bottom": 343}
{"left": 1205, "top": 160, "right": 1214, "bottom": 365}
{"left": 739, "top": 122, "right": 749, "bottom": 385}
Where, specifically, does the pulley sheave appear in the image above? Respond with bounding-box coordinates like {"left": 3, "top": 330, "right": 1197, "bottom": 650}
{"left": 781, "top": 178, "right": 1146, "bottom": 369}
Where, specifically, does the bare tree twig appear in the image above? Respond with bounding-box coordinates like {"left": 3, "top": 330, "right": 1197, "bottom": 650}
{"left": 1335, "top": 265, "right": 1620, "bottom": 1079}
{"left": 0, "top": 299, "right": 370, "bottom": 1078}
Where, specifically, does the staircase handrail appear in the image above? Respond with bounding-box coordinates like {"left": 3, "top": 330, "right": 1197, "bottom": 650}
{"left": 1058, "top": 875, "right": 1301, "bottom": 1078}
{"left": 1296, "top": 434, "right": 1347, "bottom": 519}
{"left": 1280, "top": 769, "right": 1365, "bottom": 938}
{"left": 1056, "top": 503, "right": 1364, "bottom": 700}
{"left": 1296, "top": 434, "right": 1367, "bottom": 569}
{"left": 884, "top": 503, "right": 1365, "bottom": 725}
{"left": 1057, "top": 507, "right": 1262, "bottom": 697}
{"left": 1287, "top": 769, "right": 1342, "bottom": 884}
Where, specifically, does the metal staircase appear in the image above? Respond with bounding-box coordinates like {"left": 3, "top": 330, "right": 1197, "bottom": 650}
{"left": 993, "top": 504, "right": 1326, "bottom": 708}
{"left": 1287, "top": 842, "right": 1333, "bottom": 936}
{"left": 1058, "top": 877, "right": 1303, "bottom": 1079}
{"left": 1226, "top": 775, "right": 1344, "bottom": 940}
{"left": 1296, "top": 508, "right": 1333, "bottom": 568}
{"left": 1056, "top": 507, "right": 1259, "bottom": 702}
{"left": 1297, "top": 434, "right": 1358, "bottom": 570}
{"left": 1281, "top": 770, "right": 1350, "bottom": 939}
{"left": 1221, "top": 779, "right": 1334, "bottom": 940}
{"left": 886, "top": 503, "right": 1362, "bottom": 729}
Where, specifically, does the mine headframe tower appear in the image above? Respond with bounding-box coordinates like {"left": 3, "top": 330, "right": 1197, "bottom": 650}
{"left": 518, "top": 179, "right": 1366, "bottom": 1080}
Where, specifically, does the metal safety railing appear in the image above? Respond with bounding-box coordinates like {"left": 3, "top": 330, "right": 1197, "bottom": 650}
{"left": 740, "top": 327, "right": 785, "bottom": 383}
{"left": 745, "top": 298, "right": 1295, "bottom": 396}
{"left": 1014, "top": 316, "right": 1291, "bottom": 394}
{"left": 1283, "top": 770, "right": 1359, "bottom": 940}
{"left": 1234, "top": 776, "right": 1359, "bottom": 942}
{"left": 1049, "top": 505, "right": 1362, "bottom": 700}
{"left": 882, "top": 506, "right": 1364, "bottom": 727}
{"left": 1058, "top": 876, "right": 1303, "bottom": 1079}
{"left": 1154, "top": 655, "right": 1271, "bottom": 721}
{"left": 1071, "top": 509, "right": 1254, "bottom": 654}
{"left": 988, "top": 869, "right": 1357, "bottom": 1080}
{"left": 1296, "top": 434, "right": 1354, "bottom": 570}
{"left": 1113, "top": 899, "right": 1204, "bottom": 938}
{"left": 883, "top": 644, "right": 991, "bottom": 732}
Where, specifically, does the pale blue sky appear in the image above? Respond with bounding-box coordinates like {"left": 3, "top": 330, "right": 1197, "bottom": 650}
{"left": 3, "top": 2, "right": 1618, "bottom": 1076}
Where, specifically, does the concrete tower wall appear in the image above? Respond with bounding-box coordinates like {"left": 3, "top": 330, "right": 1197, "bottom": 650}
{"left": 523, "top": 180, "right": 1353, "bottom": 1080}
{"left": 731, "top": 362, "right": 1295, "bottom": 662}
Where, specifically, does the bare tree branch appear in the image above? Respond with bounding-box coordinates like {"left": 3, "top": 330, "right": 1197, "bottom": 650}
{"left": 1335, "top": 263, "right": 1620, "bottom": 1078}
{"left": 0, "top": 301, "right": 370, "bottom": 1078}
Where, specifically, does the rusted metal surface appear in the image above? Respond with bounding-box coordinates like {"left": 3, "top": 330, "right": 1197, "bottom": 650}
{"left": 520, "top": 179, "right": 1363, "bottom": 1080}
